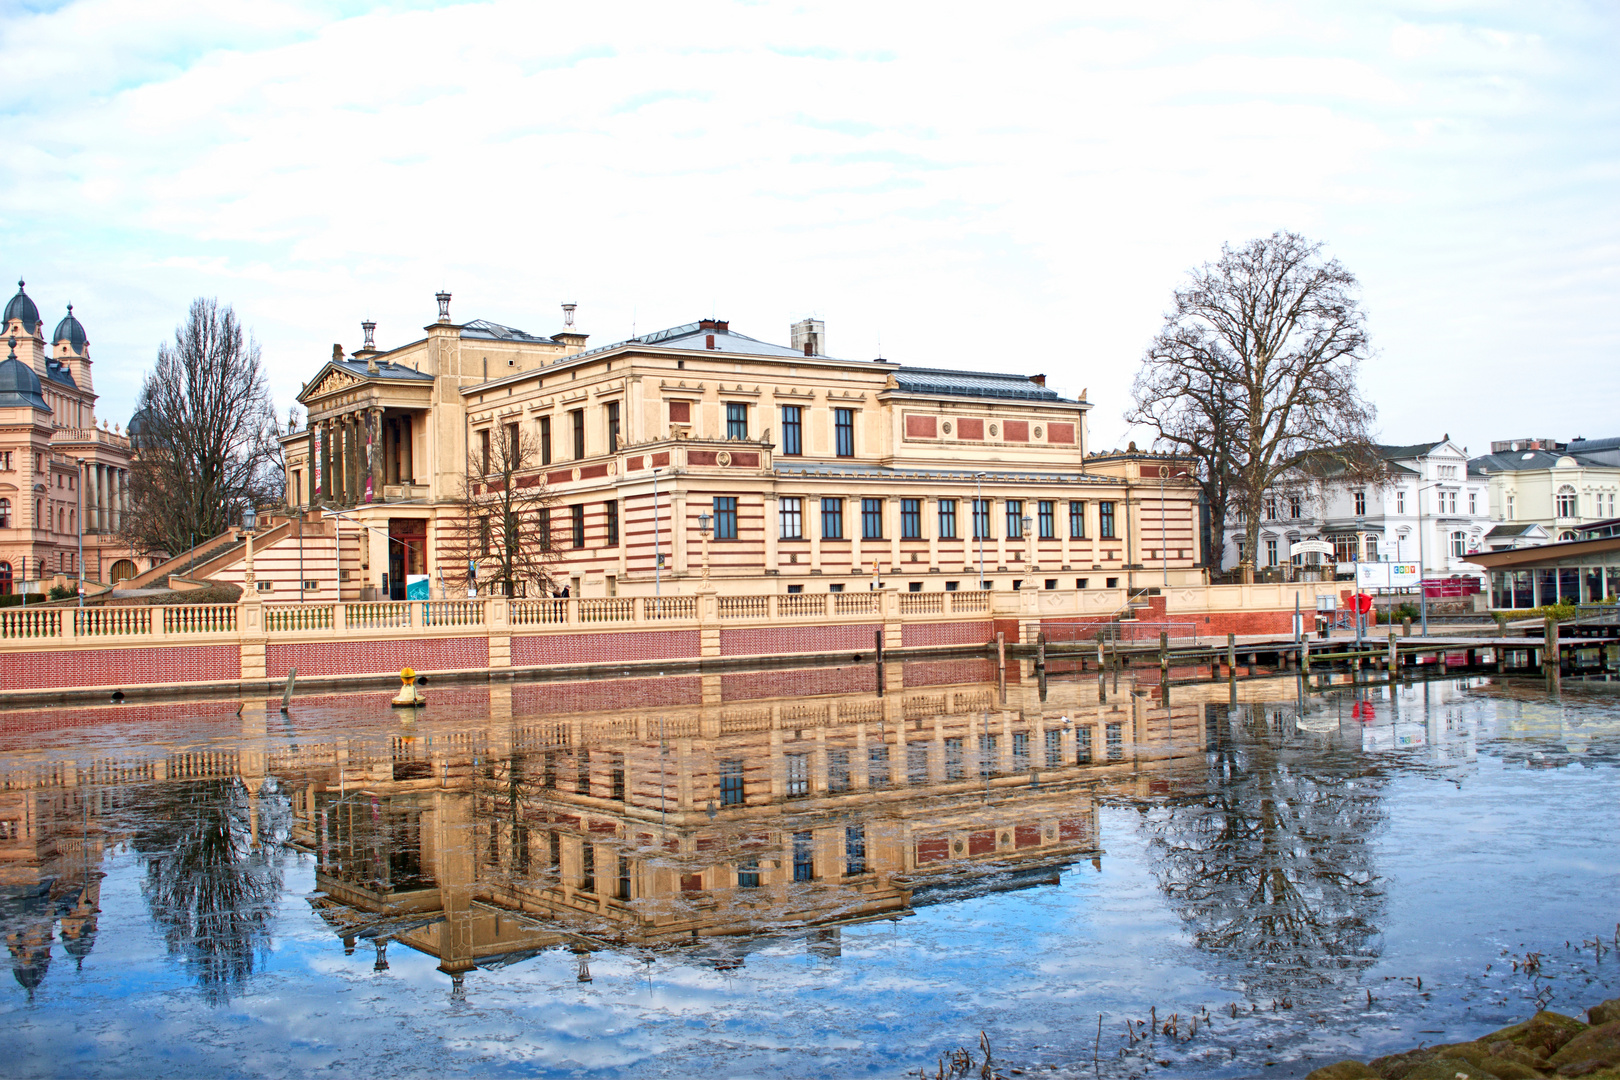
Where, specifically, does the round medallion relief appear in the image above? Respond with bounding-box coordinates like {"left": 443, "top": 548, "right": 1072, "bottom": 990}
{"left": 989, "top": 423, "right": 999, "bottom": 437}
{"left": 1034, "top": 425, "right": 1043, "bottom": 438}
{"left": 716, "top": 450, "right": 732, "bottom": 467}
{"left": 942, "top": 421, "right": 953, "bottom": 434}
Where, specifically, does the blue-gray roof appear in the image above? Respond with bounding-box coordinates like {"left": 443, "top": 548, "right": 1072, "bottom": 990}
{"left": 565, "top": 321, "right": 816, "bottom": 364}
{"left": 53, "top": 304, "right": 86, "bottom": 350}
{"left": 3, "top": 281, "right": 39, "bottom": 333}
{"left": 0, "top": 356, "right": 49, "bottom": 411}
{"left": 332, "top": 359, "right": 434, "bottom": 382}
{"left": 891, "top": 367, "right": 1067, "bottom": 403}
{"left": 45, "top": 358, "right": 77, "bottom": 389}
{"left": 460, "top": 319, "right": 558, "bottom": 344}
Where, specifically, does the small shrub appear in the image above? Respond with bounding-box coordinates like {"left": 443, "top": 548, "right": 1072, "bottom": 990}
{"left": 47, "top": 584, "right": 74, "bottom": 601}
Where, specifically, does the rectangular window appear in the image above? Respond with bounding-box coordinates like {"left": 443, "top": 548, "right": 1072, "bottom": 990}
{"left": 1038, "top": 501, "right": 1055, "bottom": 539}
{"left": 605, "top": 500, "right": 619, "bottom": 546}
{"left": 1069, "top": 500, "right": 1086, "bottom": 539}
{"left": 944, "top": 737, "right": 964, "bottom": 780}
{"left": 1106, "top": 722, "right": 1123, "bottom": 761}
{"left": 901, "top": 498, "right": 922, "bottom": 539}
{"left": 539, "top": 416, "right": 552, "bottom": 465}
{"left": 1448, "top": 491, "right": 1457, "bottom": 514}
{"left": 1264, "top": 494, "right": 1278, "bottom": 519}
{"left": 1332, "top": 533, "right": 1357, "bottom": 563}
{"left": 786, "top": 753, "right": 809, "bottom": 797}
{"left": 1450, "top": 530, "right": 1466, "bottom": 558}
{"left": 713, "top": 496, "right": 738, "bottom": 540}
{"left": 1354, "top": 491, "right": 1366, "bottom": 516}
{"left": 1076, "top": 727, "right": 1092, "bottom": 765}
{"left": 1045, "top": 729, "right": 1062, "bottom": 767}
{"left": 720, "top": 759, "right": 745, "bottom": 806}
{"left": 611, "top": 752, "right": 626, "bottom": 801}
{"left": 1099, "top": 501, "right": 1116, "bottom": 539}
{"left": 571, "top": 409, "right": 585, "bottom": 459}
{"left": 570, "top": 504, "right": 585, "bottom": 549}
{"left": 1290, "top": 495, "right": 1302, "bottom": 518}
{"left": 479, "top": 429, "right": 491, "bottom": 475}
{"left": 618, "top": 855, "right": 632, "bottom": 900}
{"left": 726, "top": 402, "right": 748, "bottom": 440}
{"left": 978, "top": 734, "right": 997, "bottom": 777}
{"left": 938, "top": 499, "right": 958, "bottom": 539}
{"left": 1012, "top": 731, "right": 1029, "bottom": 772}
{"left": 845, "top": 824, "right": 866, "bottom": 875}
{"left": 862, "top": 498, "right": 884, "bottom": 540}
{"left": 1468, "top": 491, "right": 1477, "bottom": 515}
{"left": 793, "top": 831, "right": 815, "bottom": 881}
{"left": 737, "top": 858, "right": 761, "bottom": 889}
{"left": 868, "top": 745, "right": 890, "bottom": 788}
{"left": 1396, "top": 490, "right": 1404, "bottom": 514}
{"left": 907, "top": 744, "right": 929, "bottom": 784}
{"left": 581, "top": 843, "right": 595, "bottom": 894}
{"left": 834, "top": 407, "right": 854, "bottom": 457}
{"left": 1006, "top": 500, "right": 1024, "bottom": 538}
{"left": 781, "top": 405, "right": 802, "bottom": 455}
{"left": 479, "top": 515, "right": 491, "bottom": 556}
{"left": 1266, "top": 537, "right": 1278, "bottom": 566}
{"left": 827, "top": 749, "right": 850, "bottom": 792}
{"left": 822, "top": 497, "right": 844, "bottom": 539}
{"left": 606, "top": 402, "right": 620, "bottom": 454}
{"left": 503, "top": 422, "right": 520, "bottom": 468}
{"left": 973, "top": 499, "right": 991, "bottom": 540}
{"left": 537, "top": 507, "right": 552, "bottom": 551}
{"left": 780, "top": 496, "right": 803, "bottom": 540}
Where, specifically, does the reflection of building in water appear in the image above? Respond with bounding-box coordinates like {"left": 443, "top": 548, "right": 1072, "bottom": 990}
{"left": 0, "top": 665, "right": 1219, "bottom": 990}
{"left": 0, "top": 784, "right": 107, "bottom": 997}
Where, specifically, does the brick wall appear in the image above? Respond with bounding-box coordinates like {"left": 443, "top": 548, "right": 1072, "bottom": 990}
{"left": 265, "top": 637, "right": 489, "bottom": 678}
{"left": 511, "top": 630, "right": 701, "bottom": 666}
{"left": 719, "top": 623, "right": 881, "bottom": 657}
{"left": 0, "top": 644, "right": 240, "bottom": 691}
{"left": 902, "top": 621, "right": 992, "bottom": 647}
{"left": 512, "top": 676, "right": 703, "bottom": 714}
{"left": 0, "top": 697, "right": 244, "bottom": 746}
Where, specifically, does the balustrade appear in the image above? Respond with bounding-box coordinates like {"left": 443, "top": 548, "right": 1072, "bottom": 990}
{"left": 511, "top": 599, "right": 569, "bottom": 626}
{"left": 642, "top": 596, "right": 696, "bottom": 620}
{"left": 0, "top": 608, "right": 60, "bottom": 639}
{"left": 423, "top": 600, "right": 485, "bottom": 627}
{"left": 74, "top": 608, "right": 151, "bottom": 636}
{"left": 577, "top": 598, "right": 635, "bottom": 623}
{"left": 717, "top": 595, "right": 769, "bottom": 619}
{"left": 948, "top": 592, "right": 991, "bottom": 614}
{"left": 777, "top": 593, "right": 826, "bottom": 618}
{"left": 162, "top": 605, "right": 236, "bottom": 634}
{"left": 832, "top": 593, "right": 878, "bottom": 616}
{"left": 345, "top": 602, "right": 412, "bottom": 630}
{"left": 898, "top": 593, "right": 944, "bottom": 615}
{"left": 264, "top": 604, "right": 335, "bottom": 632}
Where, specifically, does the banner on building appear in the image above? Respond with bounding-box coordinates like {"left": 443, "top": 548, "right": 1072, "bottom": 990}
{"left": 1355, "top": 561, "right": 1421, "bottom": 590}
{"left": 405, "top": 574, "right": 430, "bottom": 600}
{"left": 312, "top": 424, "right": 323, "bottom": 497}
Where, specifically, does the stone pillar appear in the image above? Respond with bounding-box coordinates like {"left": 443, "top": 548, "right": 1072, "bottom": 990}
{"left": 319, "top": 419, "right": 333, "bottom": 503}
{"left": 368, "top": 407, "right": 383, "bottom": 503}
{"left": 308, "top": 422, "right": 319, "bottom": 505}
{"left": 763, "top": 492, "right": 779, "bottom": 578}
{"left": 673, "top": 492, "right": 689, "bottom": 575}
{"left": 401, "top": 413, "right": 414, "bottom": 484}
{"left": 927, "top": 497, "right": 940, "bottom": 571}
{"left": 114, "top": 468, "right": 124, "bottom": 532}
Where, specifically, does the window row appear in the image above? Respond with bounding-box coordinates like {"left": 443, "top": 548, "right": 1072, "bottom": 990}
{"left": 779, "top": 497, "right": 1117, "bottom": 541}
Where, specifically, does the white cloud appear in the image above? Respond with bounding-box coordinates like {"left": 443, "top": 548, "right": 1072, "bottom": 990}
{"left": 0, "top": 0, "right": 1614, "bottom": 453}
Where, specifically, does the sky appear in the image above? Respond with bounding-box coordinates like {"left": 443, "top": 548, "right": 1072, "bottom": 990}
{"left": 1, "top": 0, "right": 1615, "bottom": 455}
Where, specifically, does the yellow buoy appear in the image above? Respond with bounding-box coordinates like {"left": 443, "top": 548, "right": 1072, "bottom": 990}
{"left": 392, "top": 666, "right": 425, "bottom": 708}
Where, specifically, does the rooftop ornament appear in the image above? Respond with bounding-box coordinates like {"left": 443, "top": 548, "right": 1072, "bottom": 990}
{"left": 436, "top": 291, "right": 452, "bottom": 323}
{"left": 362, "top": 320, "right": 376, "bottom": 349}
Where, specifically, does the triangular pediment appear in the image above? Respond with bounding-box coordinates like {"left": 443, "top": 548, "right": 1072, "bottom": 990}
{"left": 300, "top": 363, "right": 366, "bottom": 403}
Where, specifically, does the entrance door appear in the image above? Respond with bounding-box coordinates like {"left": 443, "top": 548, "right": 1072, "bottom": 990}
{"left": 388, "top": 518, "right": 427, "bottom": 600}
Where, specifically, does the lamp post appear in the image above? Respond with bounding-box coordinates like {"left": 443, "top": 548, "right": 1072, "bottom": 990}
{"left": 698, "top": 511, "right": 712, "bottom": 579}
{"left": 1021, "top": 514, "right": 1032, "bottom": 571}
{"left": 1412, "top": 480, "right": 1446, "bottom": 638}
{"left": 242, "top": 504, "right": 258, "bottom": 594}
{"left": 975, "top": 473, "right": 986, "bottom": 590}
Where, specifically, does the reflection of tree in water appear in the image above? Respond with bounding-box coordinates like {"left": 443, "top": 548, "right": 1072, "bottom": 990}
{"left": 134, "top": 777, "right": 292, "bottom": 1002}
{"left": 1145, "top": 703, "right": 1387, "bottom": 1000}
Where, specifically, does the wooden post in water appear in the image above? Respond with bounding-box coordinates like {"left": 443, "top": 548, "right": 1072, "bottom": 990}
{"left": 1545, "top": 617, "right": 1560, "bottom": 691}
{"left": 875, "top": 629, "right": 884, "bottom": 697}
{"left": 1301, "top": 635, "right": 1311, "bottom": 675}
{"left": 1159, "top": 631, "right": 1170, "bottom": 706}
{"left": 1037, "top": 631, "right": 1046, "bottom": 673}
{"left": 1387, "top": 632, "right": 1398, "bottom": 686}
{"left": 997, "top": 632, "right": 1007, "bottom": 704}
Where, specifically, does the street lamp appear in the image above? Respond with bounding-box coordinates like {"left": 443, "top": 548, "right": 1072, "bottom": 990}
{"left": 697, "top": 511, "right": 712, "bottom": 579}
{"left": 241, "top": 504, "right": 258, "bottom": 596}
{"left": 1021, "top": 514, "right": 1032, "bottom": 570}
{"left": 975, "top": 473, "right": 986, "bottom": 590}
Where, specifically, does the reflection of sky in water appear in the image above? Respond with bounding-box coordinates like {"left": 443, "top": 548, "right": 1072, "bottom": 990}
{"left": 3, "top": 678, "right": 1619, "bottom": 1078}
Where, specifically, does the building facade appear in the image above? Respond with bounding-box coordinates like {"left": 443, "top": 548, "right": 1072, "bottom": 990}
{"left": 1469, "top": 438, "right": 1620, "bottom": 544}
{"left": 1219, "top": 439, "right": 1492, "bottom": 582}
{"left": 275, "top": 296, "right": 1203, "bottom": 600}
{"left": 0, "top": 280, "right": 144, "bottom": 593}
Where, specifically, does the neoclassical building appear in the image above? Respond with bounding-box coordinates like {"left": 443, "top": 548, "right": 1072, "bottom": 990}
{"left": 275, "top": 293, "right": 1202, "bottom": 600}
{"left": 0, "top": 280, "right": 143, "bottom": 592}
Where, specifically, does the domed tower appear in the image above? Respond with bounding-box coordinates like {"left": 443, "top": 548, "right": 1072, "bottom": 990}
{"left": 52, "top": 303, "right": 91, "bottom": 393}
{"left": 3, "top": 280, "right": 46, "bottom": 376}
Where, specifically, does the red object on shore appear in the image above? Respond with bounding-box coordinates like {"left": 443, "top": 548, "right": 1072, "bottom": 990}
{"left": 1351, "top": 593, "right": 1374, "bottom": 615}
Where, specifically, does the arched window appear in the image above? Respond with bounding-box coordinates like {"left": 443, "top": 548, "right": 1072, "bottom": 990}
{"left": 0, "top": 562, "right": 11, "bottom": 595}
{"left": 57, "top": 508, "right": 65, "bottom": 534}
{"left": 0, "top": 498, "right": 9, "bottom": 528}
{"left": 1556, "top": 485, "right": 1578, "bottom": 518}
{"left": 109, "top": 559, "right": 137, "bottom": 584}
{"left": 1559, "top": 530, "right": 1578, "bottom": 542}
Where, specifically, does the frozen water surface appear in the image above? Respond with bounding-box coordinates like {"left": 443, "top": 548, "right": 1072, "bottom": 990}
{"left": 1, "top": 669, "right": 1617, "bottom": 1078}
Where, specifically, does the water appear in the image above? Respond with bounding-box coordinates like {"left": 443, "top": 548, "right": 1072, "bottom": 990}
{"left": 2, "top": 667, "right": 1618, "bottom": 1078}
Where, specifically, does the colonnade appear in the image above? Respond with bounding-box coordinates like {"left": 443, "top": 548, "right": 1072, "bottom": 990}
{"left": 84, "top": 462, "right": 129, "bottom": 534}
{"left": 311, "top": 409, "right": 414, "bottom": 507}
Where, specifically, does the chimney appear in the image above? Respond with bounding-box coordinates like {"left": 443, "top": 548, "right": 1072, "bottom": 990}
{"left": 705, "top": 334, "right": 716, "bottom": 349}
{"left": 790, "top": 318, "right": 824, "bottom": 357}
{"left": 1029, "top": 374, "right": 1046, "bottom": 387}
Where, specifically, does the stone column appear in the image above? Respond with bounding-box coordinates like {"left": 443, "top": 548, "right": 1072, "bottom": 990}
{"left": 368, "top": 408, "right": 384, "bottom": 503}
{"left": 927, "top": 497, "right": 940, "bottom": 571}
{"left": 672, "top": 492, "right": 689, "bottom": 575}
{"left": 763, "top": 492, "right": 779, "bottom": 577}
{"left": 319, "top": 419, "right": 333, "bottom": 503}
{"left": 401, "top": 413, "right": 414, "bottom": 484}
{"left": 307, "top": 423, "right": 319, "bottom": 505}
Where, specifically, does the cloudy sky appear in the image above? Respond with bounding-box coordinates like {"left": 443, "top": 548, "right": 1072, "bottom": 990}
{"left": 2, "top": 0, "right": 1615, "bottom": 454}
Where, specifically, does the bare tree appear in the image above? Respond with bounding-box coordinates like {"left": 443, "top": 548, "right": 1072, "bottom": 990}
{"left": 439, "top": 424, "right": 560, "bottom": 598}
{"left": 123, "top": 299, "right": 283, "bottom": 558}
{"left": 1127, "top": 232, "right": 1375, "bottom": 580}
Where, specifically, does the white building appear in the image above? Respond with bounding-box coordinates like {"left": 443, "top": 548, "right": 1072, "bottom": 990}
{"left": 1220, "top": 438, "right": 1491, "bottom": 582}
{"left": 1469, "top": 437, "right": 1620, "bottom": 543}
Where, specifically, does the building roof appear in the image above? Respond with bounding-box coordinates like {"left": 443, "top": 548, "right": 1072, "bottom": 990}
{"left": 1466, "top": 534, "right": 1620, "bottom": 568}
{"left": 1485, "top": 523, "right": 1547, "bottom": 539}
{"left": 52, "top": 304, "right": 87, "bottom": 351}
{"left": 0, "top": 356, "right": 50, "bottom": 411}
{"left": 774, "top": 461, "right": 1108, "bottom": 485}
{"left": 890, "top": 367, "right": 1066, "bottom": 402}
{"left": 44, "top": 357, "right": 77, "bottom": 389}
{"left": 566, "top": 321, "right": 822, "bottom": 364}
{"left": 1567, "top": 436, "right": 1620, "bottom": 454}
{"left": 3, "top": 280, "right": 40, "bottom": 334}
{"left": 1468, "top": 449, "right": 1609, "bottom": 474}
{"left": 1376, "top": 440, "right": 1450, "bottom": 461}
{"left": 330, "top": 358, "right": 434, "bottom": 382}
{"left": 459, "top": 319, "right": 558, "bottom": 344}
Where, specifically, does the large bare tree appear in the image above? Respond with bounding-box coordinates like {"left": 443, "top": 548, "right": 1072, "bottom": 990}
{"left": 123, "top": 299, "right": 283, "bottom": 559}
{"left": 1127, "top": 232, "right": 1375, "bottom": 580}
{"left": 438, "top": 424, "right": 561, "bottom": 598}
